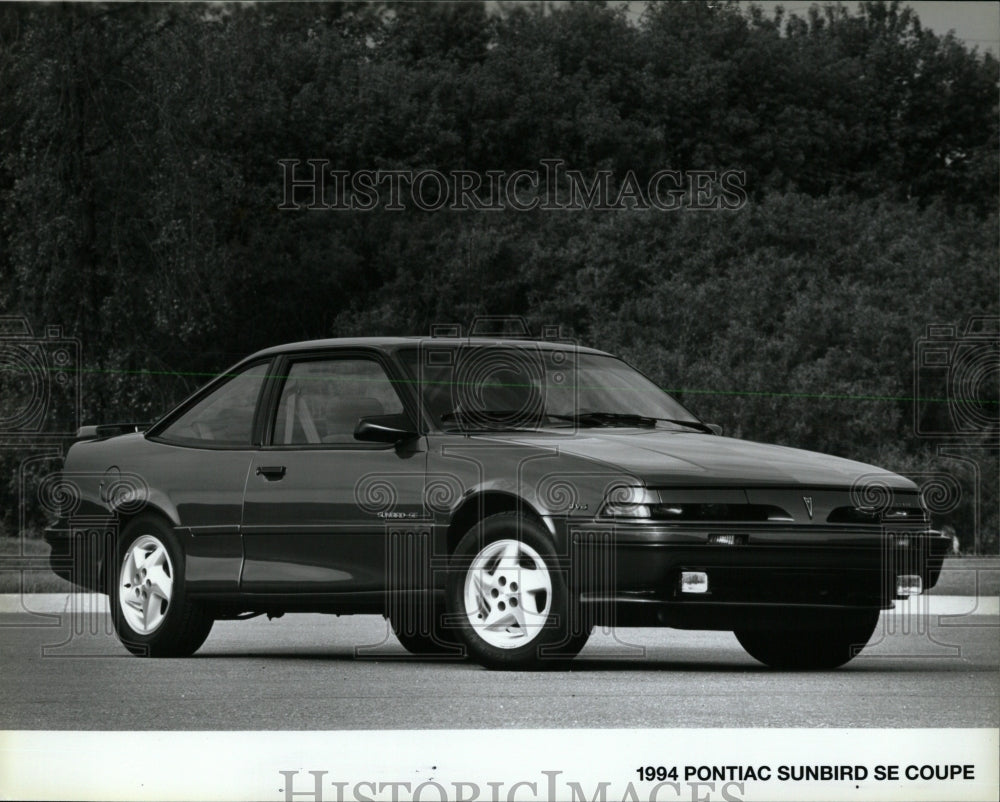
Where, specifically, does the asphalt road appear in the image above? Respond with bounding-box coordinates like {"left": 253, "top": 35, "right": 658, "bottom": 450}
{"left": 1, "top": 609, "right": 997, "bottom": 730}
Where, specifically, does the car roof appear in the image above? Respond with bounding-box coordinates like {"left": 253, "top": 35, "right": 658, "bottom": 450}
{"left": 246, "top": 336, "right": 612, "bottom": 360}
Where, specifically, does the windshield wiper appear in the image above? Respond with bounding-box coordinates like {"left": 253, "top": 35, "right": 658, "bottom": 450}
{"left": 546, "top": 411, "right": 656, "bottom": 428}
{"left": 439, "top": 409, "right": 714, "bottom": 434}
{"left": 548, "top": 412, "right": 714, "bottom": 432}
{"left": 654, "top": 418, "right": 716, "bottom": 433}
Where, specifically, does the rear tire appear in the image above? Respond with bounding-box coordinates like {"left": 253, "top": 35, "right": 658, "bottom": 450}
{"left": 110, "top": 516, "right": 213, "bottom": 657}
{"left": 735, "top": 609, "right": 880, "bottom": 670}
{"left": 447, "top": 512, "right": 589, "bottom": 670}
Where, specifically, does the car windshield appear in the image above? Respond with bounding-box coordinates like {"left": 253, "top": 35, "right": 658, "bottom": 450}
{"left": 397, "top": 345, "right": 701, "bottom": 432}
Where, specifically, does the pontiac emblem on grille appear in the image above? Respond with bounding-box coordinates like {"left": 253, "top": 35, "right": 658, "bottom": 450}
{"left": 803, "top": 496, "right": 814, "bottom": 519}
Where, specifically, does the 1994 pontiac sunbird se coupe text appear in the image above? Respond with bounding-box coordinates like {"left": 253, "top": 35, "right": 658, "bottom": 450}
{"left": 46, "top": 337, "right": 950, "bottom": 670}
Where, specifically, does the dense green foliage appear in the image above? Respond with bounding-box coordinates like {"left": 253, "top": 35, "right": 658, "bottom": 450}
{"left": 1, "top": 1, "right": 997, "bottom": 548}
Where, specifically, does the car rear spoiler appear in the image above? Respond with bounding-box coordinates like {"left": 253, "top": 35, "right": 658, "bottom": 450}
{"left": 75, "top": 422, "right": 150, "bottom": 441}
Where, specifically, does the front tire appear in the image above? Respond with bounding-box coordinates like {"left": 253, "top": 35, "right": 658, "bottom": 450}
{"left": 110, "top": 516, "right": 213, "bottom": 657}
{"left": 447, "top": 512, "right": 590, "bottom": 670}
{"left": 735, "top": 609, "right": 880, "bottom": 670}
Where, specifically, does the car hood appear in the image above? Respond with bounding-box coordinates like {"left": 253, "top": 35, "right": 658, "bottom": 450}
{"left": 489, "top": 429, "right": 916, "bottom": 490}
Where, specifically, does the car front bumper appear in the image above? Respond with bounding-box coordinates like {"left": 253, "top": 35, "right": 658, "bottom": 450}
{"left": 560, "top": 521, "right": 952, "bottom": 629}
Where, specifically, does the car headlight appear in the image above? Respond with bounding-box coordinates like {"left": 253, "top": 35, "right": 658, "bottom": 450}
{"left": 598, "top": 487, "right": 658, "bottom": 519}
{"left": 599, "top": 487, "right": 719, "bottom": 521}
{"left": 597, "top": 487, "right": 793, "bottom": 522}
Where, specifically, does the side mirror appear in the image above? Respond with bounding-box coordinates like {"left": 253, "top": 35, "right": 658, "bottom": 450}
{"left": 706, "top": 423, "right": 723, "bottom": 436}
{"left": 354, "top": 414, "right": 418, "bottom": 444}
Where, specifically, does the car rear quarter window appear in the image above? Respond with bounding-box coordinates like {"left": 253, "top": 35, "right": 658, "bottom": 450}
{"left": 271, "top": 358, "right": 404, "bottom": 445}
{"left": 157, "top": 362, "right": 269, "bottom": 447}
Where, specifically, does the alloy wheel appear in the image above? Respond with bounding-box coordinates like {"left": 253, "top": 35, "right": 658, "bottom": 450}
{"left": 462, "top": 538, "right": 552, "bottom": 649}
{"left": 118, "top": 534, "right": 174, "bottom": 635}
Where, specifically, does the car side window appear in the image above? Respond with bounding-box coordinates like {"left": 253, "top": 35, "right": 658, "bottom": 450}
{"left": 272, "top": 358, "right": 405, "bottom": 446}
{"left": 159, "top": 362, "right": 269, "bottom": 447}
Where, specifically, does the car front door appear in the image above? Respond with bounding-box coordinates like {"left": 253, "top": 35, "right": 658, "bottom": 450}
{"left": 240, "top": 351, "right": 426, "bottom": 593}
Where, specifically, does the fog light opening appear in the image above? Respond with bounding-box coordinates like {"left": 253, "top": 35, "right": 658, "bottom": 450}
{"left": 896, "top": 574, "right": 923, "bottom": 597}
{"left": 680, "top": 571, "right": 709, "bottom": 594}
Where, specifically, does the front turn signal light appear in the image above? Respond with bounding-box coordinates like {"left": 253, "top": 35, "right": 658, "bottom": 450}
{"left": 680, "top": 571, "right": 709, "bottom": 594}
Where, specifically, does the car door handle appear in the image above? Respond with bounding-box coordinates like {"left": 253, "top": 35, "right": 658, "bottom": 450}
{"left": 256, "top": 465, "right": 286, "bottom": 480}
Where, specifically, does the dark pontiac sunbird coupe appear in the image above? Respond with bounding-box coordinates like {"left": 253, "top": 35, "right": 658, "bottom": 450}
{"left": 46, "top": 337, "right": 950, "bottom": 669}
